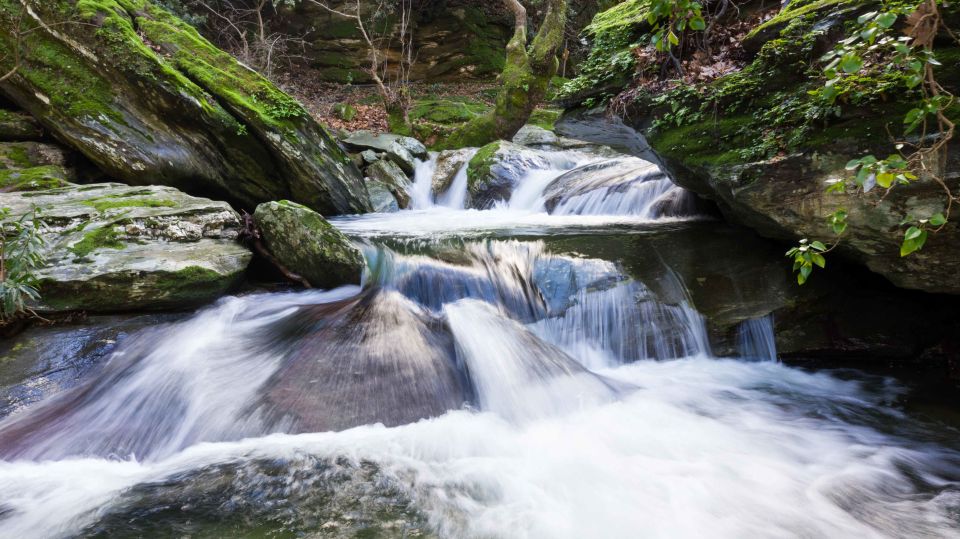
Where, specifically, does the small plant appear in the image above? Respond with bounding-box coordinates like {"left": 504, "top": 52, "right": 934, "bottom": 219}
{"left": 0, "top": 207, "right": 46, "bottom": 320}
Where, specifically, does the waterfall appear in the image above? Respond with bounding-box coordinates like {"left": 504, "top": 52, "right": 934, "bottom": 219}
{"left": 409, "top": 154, "right": 439, "bottom": 209}
{"left": 736, "top": 315, "right": 778, "bottom": 361}
{"left": 437, "top": 151, "right": 475, "bottom": 209}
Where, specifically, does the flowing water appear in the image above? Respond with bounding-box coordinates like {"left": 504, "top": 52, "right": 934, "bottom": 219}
{"left": 0, "top": 146, "right": 958, "bottom": 538}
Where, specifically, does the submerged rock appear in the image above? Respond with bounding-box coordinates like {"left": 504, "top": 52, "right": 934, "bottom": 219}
{"left": 82, "top": 456, "right": 432, "bottom": 538}
{"left": 367, "top": 158, "right": 412, "bottom": 208}
{"left": 253, "top": 201, "right": 364, "bottom": 288}
{"left": 431, "top": 148, "right": 473, "bottom": 197}
{"left": 0, "top": 183, "right": 251, "bottom": 312}
{"left": 465, "top": 140, "right": 554, "bottom": 209}
{"left": 0, "top": 1, "right": 369, "bottom": 215}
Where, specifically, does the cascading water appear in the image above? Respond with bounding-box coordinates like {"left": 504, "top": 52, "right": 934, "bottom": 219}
{"left": 1, "top": 141, "right": 958, "bottom": 538}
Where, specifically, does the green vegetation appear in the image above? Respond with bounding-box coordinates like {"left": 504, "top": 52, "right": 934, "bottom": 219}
{"left": 82, "top": 196, "right": 177, "bottom": 212}
{"left": 466, "top": 141, "right": 501, "bottom": 186}
{"left": 69, "top": 225, "right": 125, "bottom": 258}
{"left": 0, "top": 207, "right": 46, "bottom": 320}
{"left": 0, "top": 166, "right": 68, "bottom": 191}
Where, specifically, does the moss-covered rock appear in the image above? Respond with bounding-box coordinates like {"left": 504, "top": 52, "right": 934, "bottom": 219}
{"left": 253, "top": 201, "right": 364, "bottom": 288}
{"left": 625, "top": 0, "right": 960, "bottom": 294}
{"left": 0, "top": 164, "right": 69, "bottom": 191}
{"left": 0, "top": 182, "right": 252, "bottom": 312}
{"left": 465, "top": 140, "right": 555, "bottom": 209}
{"left": 0, "top": 108, "right": 43, "bottom": 141}
{"left": 0, "top": 0, "right": 369, "bottom": 215}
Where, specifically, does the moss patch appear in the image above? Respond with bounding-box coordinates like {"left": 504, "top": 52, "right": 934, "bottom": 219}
{"left": 0, "top": 165, "right": 68, "bottom": 191}
{"left": 70, "top": 225, "right": 125, "bottom": 258}
{"left": 82, "top": 196, "right": 177, "bottom": 212}
{"left": 466, "top": 141, "right": 501, "bottom": 186}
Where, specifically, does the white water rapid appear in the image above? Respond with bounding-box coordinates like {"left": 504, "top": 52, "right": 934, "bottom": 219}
{"left": 0, "top": 142, "right": 957, "bottom": 538}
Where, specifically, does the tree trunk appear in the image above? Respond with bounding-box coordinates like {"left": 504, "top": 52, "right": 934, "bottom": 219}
{"left": 441, "top": 0, "right": 567, "bottom": 149}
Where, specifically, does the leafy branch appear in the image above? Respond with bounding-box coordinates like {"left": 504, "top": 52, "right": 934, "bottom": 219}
{"left": 0, "top": 208, "right": 47, "bottom": 321}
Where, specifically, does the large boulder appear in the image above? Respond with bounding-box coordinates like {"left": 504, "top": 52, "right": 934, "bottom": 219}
{"left": 631, "top": 0, "right": 960, "bottom": 294}
{"left": 0, "top": 1, "right": 369, "bottom": 215}
{"left": 465, "top": 140, "right": 557, "bottom": 209}
{"left": 366, "top": 180, "right": 400, "bottom": 213}
{"left": 0, "top": 182, "right": 252, "bottom": 312}
{"left": 253, "top": 201, "right": 364, "bottom": 288}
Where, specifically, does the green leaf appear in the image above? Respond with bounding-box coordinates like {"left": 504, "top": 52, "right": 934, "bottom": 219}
{"left": 900, "top": 229, "right": 927, "bottom": 257}
{"left": 876, "top": 12, "right": 897, "bottom": 28}
{"left": 904, "top": 226, "right": 923, "bottom": 241}
{"left": 689, "top": 16, "right": 706, "bottom": 30}
{"left": 811, "top": 253, "right": 826, "bottom": 268}
{"left": 668, "top": 31, "right": 679, "bottom": 46}
{"left": 840, "top": 54, "right": 863, "bottom": 73}
{"left": 845, "top": 159, "right": 862, "bottom": 170}
{"left": 876, "top": 172, "right": 895, "bottom": 188}
{"left": 929, "top": 213, "right": 947, "bottom": 226}
{"left": 811, "top": 241, "right": 827, "bottom": 251}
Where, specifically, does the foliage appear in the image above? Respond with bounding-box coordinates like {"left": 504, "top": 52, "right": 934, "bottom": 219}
{"left": 0, "top": 207, "right": 45, "bottom": 320}
{"left": 789, "top": 0, "right": 957, "bottom": 284}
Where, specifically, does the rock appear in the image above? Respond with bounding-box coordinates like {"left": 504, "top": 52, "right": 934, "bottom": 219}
{"left": 366, "top": 158, "right": 412, "bottom": 208}
{"left": 275, "top": 1, "right": 512, "bottom": 83}
{"left": 342, "top": 130, "right": 429, "bottom": 172}
{"left": 431, "top": 148, "right": 473, "bottom": 197}
{"left": 0, "top": 183, "right": 252, "bottom": 312}
{"left": 465, "top": 140, "right": 556, "bottom": 209}
{"left": 0, "top": 109, "right": 43, "bottom": 141}
{"left": 0, "top": 142, "right": 72, "bottom": 170}
{"left": 366, "top": 179, "right": 400, "bottom": 212}
{"left": 0, "top": 164, "right": 70, "bottom": 192}
{"left": 0, "top": 1, "right": 369, "bottom": 215}
{"left": 360, "top": 149, "right": 380, "bottom": 165}
{"left": 541, "top": 156, "right": 695, "bottom": 217}
{"left": 512, "top": 124, "right": 560, "bottom": 148}
{"left": 386, "top": 140, "right": 418, "bottom": 175}
{"left": 253, "top": 201, "right": 364, "bottom": 288}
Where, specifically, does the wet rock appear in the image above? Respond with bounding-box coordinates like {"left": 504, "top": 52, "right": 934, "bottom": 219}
{"left": 0, "top": 109, "right": 42, "bottom": 141}
{"left": 253, "top": 200, "right": 364, "bottom": 288}
{"left": 0, "top": 165, "right": 70, "bottom": 191}
{"left": 431, "top": 148, "right": 472, "bottom": 197}
{"left": 367, "top": 179, "right": 401, "bottom": 213}
{"left": 0, "top": 183, "right": 251, "bottom": 312}
{"left": 367, "top": 158, "right": 412, "bottom": 208}
{"left": 465, "top": 140, "right": 554, "bottom": 209}
{"left": 257, "top": 289, "right": 468, "bottom": 431}
{"left": 81, "top": 456, "right": 432, "bottom": 538}
{"left": 0, "top": 314, "right": 182, "bottom": 419}
{"left": 0, "top": 142, "right": 72, "bottom": 169}
{"left": 0, "top": 2, "right": 369, "bottom": 215}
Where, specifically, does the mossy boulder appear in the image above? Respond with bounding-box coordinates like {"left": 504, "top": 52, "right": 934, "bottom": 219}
{"left": 465, "top": 141, "right": 555, "bottom": 209}
{"left": 0, "top": 182, "right": 252, "bottom": 312}
{"left": 0, "top": 109, "right": 42, "bottom": 141}
{"left": 631, "top": 0, "right": 960, "bottom": 294}
{"left": 343, "top": 131, "right": 427, "bottom": 174}
{"left": 0, "top": 0, "right": 369, "bottom": 215}
{"left": 253, "top": 201, "right": 364, "bottom": 288}
{"left": 0, "top": 164, "right": 70, "bottom": 191}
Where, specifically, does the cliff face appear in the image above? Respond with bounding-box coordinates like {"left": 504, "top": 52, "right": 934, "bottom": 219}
{"left": 568, "top": 0, "right": 960, "bottom": 294}
{"left": 0, "top": 0, "right": 370, "bottom": 215}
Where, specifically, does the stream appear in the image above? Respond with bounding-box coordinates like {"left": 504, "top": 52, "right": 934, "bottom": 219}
{"left": 0, "top": 146, "right": 958, "bottom": 538}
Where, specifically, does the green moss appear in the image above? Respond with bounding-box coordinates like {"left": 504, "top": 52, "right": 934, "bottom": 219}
{"left": 0, "top": 165, "right": 68, "bottom": 191}
{"left": 747, "top": 0, "right": 849, "bottom": 38}
{"left": 585, "top": 0, "right": 652, "bottom": 36}
{"left": 154, "top": 265, "right": 224, "bottom": 294}
{"left": 466, "top": 141, "right": 501, "bottom": 186}
{"left": 529, "top": 108, "right": 561, "bottom": 131}
{"left": 82, "top": 196, "right": 177, "bottom": 211}
{"left": 70, "top": 225, "right": 125, "bottom": 258}
{"left": 648, "top": 115, "right": 756, "bottom": 167}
